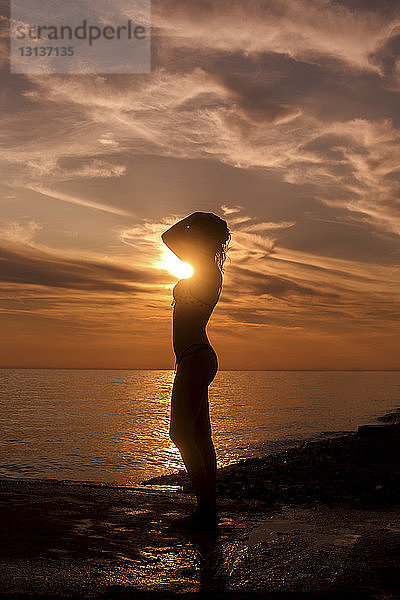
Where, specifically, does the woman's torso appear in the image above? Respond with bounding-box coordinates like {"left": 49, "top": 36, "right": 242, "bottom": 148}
{"left": 172, "top": 265, "right": 222, "bottom": 358}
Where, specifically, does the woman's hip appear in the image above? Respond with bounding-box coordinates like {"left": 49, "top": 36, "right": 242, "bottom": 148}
{"left": 174, "top": 342, "right": 218, "bottom": 385}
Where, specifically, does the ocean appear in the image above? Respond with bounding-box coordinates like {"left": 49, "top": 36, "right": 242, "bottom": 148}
{"left": 1, "top": 369, "right": 399, "bottom": 486}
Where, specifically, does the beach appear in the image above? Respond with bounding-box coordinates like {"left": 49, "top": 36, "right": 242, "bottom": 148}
{"left": 1, "top": 410, "right": 400, "bottom": 599}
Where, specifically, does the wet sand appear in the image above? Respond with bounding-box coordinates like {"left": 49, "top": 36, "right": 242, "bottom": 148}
{"left": 1, "top": 412, "right": 400, "bottom": 599}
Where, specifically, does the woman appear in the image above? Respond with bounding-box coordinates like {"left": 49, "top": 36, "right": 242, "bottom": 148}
{"left": 161, "top": 211, "right": 230, "bottom": 530}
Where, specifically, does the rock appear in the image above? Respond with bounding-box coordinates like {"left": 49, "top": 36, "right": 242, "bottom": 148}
{"left": 357, "top": 424, "right": 392, "bottom": 437}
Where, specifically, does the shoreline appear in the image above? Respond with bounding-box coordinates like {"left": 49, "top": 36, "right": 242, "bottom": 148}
{"left": 2, "top": 406, "right": 400, "bottom": 505}
{"left": 140, "top": 408, "right": 400, "bottom": 508}
{"left": 0, "top": 413, "right": 392, "bottom": 494}
{"left": 0, "top": 429, "right": 350, "bottom": 493}
{"left": 1, "top": 408, "right": 400, "bottom": 598}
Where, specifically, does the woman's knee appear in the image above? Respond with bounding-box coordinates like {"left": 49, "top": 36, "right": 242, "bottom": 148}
{"left": 169, "top": 424, "right": 193, "bottom": 447}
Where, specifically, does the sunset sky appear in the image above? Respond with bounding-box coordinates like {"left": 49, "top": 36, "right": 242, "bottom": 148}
{"left": 1, "top": 0, "right": 400, "bottom": 370}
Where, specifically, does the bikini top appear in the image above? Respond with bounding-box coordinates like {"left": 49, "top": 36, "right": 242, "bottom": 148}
{"left": 171, "top": 278, "right": 221, "bottom": 309}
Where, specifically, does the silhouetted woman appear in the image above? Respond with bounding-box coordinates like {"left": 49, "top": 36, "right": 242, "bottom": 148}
{"left": 161, "top": 212, "right": 231, "bottom": 529}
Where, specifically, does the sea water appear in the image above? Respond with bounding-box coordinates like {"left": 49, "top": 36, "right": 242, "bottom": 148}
{"left": 1, "top": 369, "right": 399, "bottom": 485}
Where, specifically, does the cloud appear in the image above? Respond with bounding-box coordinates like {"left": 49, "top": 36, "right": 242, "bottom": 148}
{"left": 231, "top": 265, "right": 340, "bottom": 300}
{"left": 2, "top": 0, "right": 400, "bottom": 359}
{"left": 213, "top": 70, "right": 302, "bottom": 127}
{"left": 220, "top": 204, "right": 245, "bottom": 215}
{"left": 213, "top": 204, "right": 400, "bottom": 335}
{"left": 27, "top": 185, "right": 135, "bottom": 217}
{"left": 0, "top": 219, "right": 166, "bottom": 292}
{"left": 47, "top": 157, "right": 127, "bottom": 181}
{"left": 152, "top": 0, "right": 397, "bottom": 71}
{"left": 368, "top": 25, "right": 400, "bottom": 90}
{"left": 0, "top": 219, "right": 42, "bottom": 245}
{"left": 0, "top": 246, "right": 133, "bottom": 292}
{"left": 239, "top": 221, "right": 295, "bottom": 232}
{"left": 1, "top": 0, "right": 399, "bottom": 240}
{"left": 12, "top": 54, "right": 398, "bottom": 242}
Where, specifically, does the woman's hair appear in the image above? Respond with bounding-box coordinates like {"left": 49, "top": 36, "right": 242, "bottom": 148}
{"left": 214, "top": 222, "right": 231, "bottom": 272}
{"left": 197, "top": 213, "right": 231, "bottom": 271}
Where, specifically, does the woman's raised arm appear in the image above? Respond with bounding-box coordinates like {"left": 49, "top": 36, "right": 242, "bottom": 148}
{"left": 161, "top": 212, "right": 204, "bottom": 261}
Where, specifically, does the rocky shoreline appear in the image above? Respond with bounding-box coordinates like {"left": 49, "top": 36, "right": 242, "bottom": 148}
{"left": 142, "top": 411, "right": 400, "bottom": 509}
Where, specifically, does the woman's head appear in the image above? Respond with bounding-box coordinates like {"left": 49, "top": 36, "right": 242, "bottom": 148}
{"left": 187, "top": 212, "right": 231, "bottom": 270}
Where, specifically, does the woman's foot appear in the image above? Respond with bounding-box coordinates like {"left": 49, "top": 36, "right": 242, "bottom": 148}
{"left": 170, "top": 507, "right": 220, "bottom": 531}
{"left": 192, "top": 505, "right": 220, "bottom": 524}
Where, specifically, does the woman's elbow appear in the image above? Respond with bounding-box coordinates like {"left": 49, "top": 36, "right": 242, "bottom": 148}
{"left": 161, "top": 231, "right": 173, "bottom": 251}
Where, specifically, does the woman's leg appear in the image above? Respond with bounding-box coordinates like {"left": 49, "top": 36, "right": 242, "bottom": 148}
{"left": 169, "top": 349, "right": 217, "bottom": 516}
{"left": 193, "top": 388, "right": 217, "bottom": 515}
{"left": 169, "top": 364, "right": 209, "bottom": 509}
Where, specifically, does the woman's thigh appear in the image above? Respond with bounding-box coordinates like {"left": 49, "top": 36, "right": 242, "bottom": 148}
{"left": 193, "top": 389, "right": 213, "bottom": 445}
{"left": 169, "top": 349, "right": 217, "bottom": 441}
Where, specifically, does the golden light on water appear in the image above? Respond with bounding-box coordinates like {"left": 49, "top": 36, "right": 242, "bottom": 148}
{"left": 158, "top": 248, "right": 193, "bottom": 279}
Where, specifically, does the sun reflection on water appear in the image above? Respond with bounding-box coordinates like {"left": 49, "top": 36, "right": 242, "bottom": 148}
{"left": 4, "top": 369, "right": 400, "bottom": 485}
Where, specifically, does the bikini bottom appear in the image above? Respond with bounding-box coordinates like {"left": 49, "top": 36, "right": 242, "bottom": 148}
{"left": 174, "top": 343, "right": 218, "bottom": 375}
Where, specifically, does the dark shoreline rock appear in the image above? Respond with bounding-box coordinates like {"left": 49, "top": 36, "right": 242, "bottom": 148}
{"left": 142, "top": 422, "right": 400, "bottom": 509}
{"left": 377, "top": 407, "right": 400, "bottom": 423}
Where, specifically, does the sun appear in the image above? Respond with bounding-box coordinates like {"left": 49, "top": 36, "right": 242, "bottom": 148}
{"left": 158, "top": 247, "right": 193, "bottom": 279}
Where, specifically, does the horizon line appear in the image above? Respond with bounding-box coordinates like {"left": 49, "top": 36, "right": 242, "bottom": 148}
{"left": 1, "top": 367, "right": 399, "bottom": 372}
